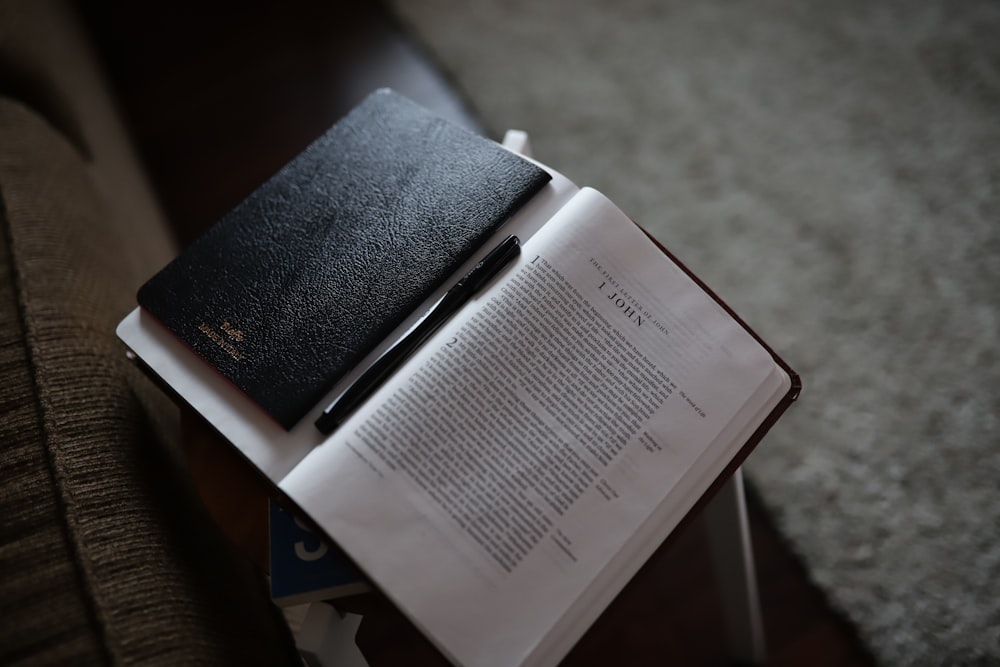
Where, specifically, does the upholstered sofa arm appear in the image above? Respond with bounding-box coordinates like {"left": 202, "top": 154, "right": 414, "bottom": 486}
{"left": 0, "top": 2, "right": 300, "bottom": 664}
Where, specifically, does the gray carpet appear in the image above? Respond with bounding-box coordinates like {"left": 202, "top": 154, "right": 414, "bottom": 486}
{"left": 388, "top": 1, "right": 1000, "bottom": 663}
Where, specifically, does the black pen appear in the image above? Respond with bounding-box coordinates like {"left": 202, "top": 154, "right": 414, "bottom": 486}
{"left": 315, "top": 234, "right": 521, "bottom": 435}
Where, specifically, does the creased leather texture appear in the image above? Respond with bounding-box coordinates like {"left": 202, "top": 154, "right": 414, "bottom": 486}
{"left": 137, "top": 89, "right": 550, "bottom": 429}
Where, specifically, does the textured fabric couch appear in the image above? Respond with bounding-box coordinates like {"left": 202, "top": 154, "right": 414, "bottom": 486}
{"left": 0, "top": 2, "right": 301, "bottom": 664}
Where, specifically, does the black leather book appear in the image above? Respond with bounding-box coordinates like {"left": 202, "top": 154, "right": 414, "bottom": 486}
{"left": 137, "top": 90, "right": 551, "bottom": 429}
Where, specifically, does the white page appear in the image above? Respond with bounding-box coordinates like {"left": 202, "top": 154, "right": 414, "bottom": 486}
{"left": 281, "top": 188, "right": 787, "bottom": 667}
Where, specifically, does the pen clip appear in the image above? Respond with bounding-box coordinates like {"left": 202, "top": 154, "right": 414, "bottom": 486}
{"left": 456, "top": 234, "right": 521, "bottom": 295}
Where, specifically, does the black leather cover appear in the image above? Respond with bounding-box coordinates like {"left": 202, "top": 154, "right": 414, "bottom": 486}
{"left": 137, "top": 90, "right": 550, "bottom": 429}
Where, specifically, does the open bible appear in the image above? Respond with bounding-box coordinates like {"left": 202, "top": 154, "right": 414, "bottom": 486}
{"left": 117, "top": 91, "right": 799, "bottom": 667}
